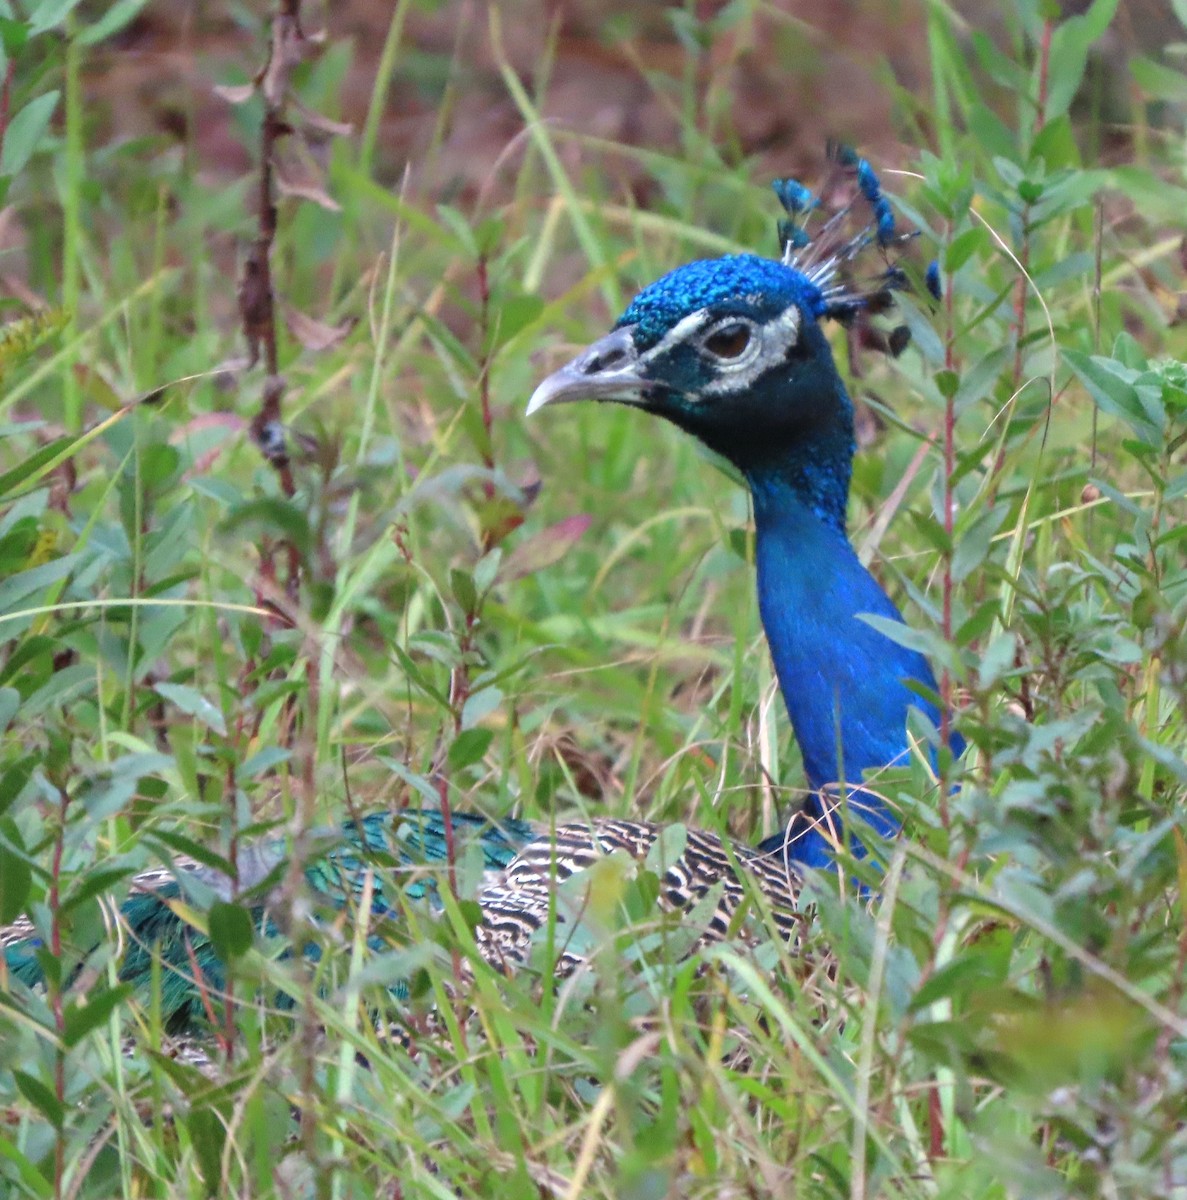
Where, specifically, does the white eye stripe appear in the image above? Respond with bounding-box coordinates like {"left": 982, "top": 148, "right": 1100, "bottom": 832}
{"left": 698, "top": 357, "right": 770, "bottom": 396}
{"left": 634, "top": 302, "right": 802, "bottom": 404}
{"left": 638, "top": 309, "right": 711, "bottom": 364}
{"left": 766, "top": 304, "right": 802, "bottom": 347}
{"left": 694, "top": 305, "right": 801, "bottom": 400}
{"left": 640, "top": 304, "right": 800, "bottom": 360}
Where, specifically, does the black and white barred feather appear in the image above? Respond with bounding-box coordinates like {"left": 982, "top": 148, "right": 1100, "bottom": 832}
{"left": 473, "top": 818, "right": 806, "bottom": 974}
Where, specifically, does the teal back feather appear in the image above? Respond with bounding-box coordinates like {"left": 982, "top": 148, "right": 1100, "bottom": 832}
{"left": 2, "top": 808, "right": 536, "bottom": 1030}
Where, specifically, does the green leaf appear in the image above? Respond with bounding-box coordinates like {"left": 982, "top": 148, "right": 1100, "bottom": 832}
{"left": 954, "top": 346, "right": 1011, "bottom": 415}
{"left": 188, "top": 1105, "right": 227, "bottom": 1197}
{"left": 138, "top": 442, "right": 181, "bottom": 492}
{"left": 390, "top": 643, "right": 448, "bottom": 704}
{"left": 0, "top": 18, "right": 29, "bottom": 59}
{"left": 910, "top": 955, "right": 1005, "bottom": 1011}
{"left": 12, "top": 1071, "right": 65, "bottom": 1128}
{"left": 894, "top": 296, "right": 944, "bottom": 365}
{"left": 1065, "top": 350, "right": 1162, "bottom": 445}
{"left": 1017, "top": 179, "right": 1043, "bottom": 204}
{"left": 943, "top": 226, "right": 985, "bottom": 272}
{"left": 474, "top": 215, "right": 505, "bottom": 255}
{"left": 208, "top": 900, "right": 254, "bottom": 962}
{"left": 434, "top": 204, "right": 478, "bottom": 256}
{"left": 0, "top": 685, "right": 17, "bottom": 732}
{"left": 972, "top": 29, "right": 1023, "bottom": 90}
{"left": 22, "top": 664, "right": 94, "bottom": 717}
{"left": 0, "top": 91, "right": 59, "bottom": 176}
{"left": 154, "top": 682, "right": 228, "bottom": 736}
{"left": 977, "top": 631, "right": 1019, "bottom": 689}
{"left": 241, "top": 746, "right": 291, "bottom": 778}
{"left": 473, "top": 548, "right": 502, "bottom": 594}
{"left": 934, "top": 369, "right": 960, "bottom": 400}
{"left": 76, "top": 0, "right": 151, "bottom": 46}
{"left": 61, "top": 868, "right": 138, "bottom": 913}
{"left": 220, "top": 496, "right": 312, "bottom": 558}
{"left": 149, "top": 831, "right": 243, "bottom": 877}
{"left": 488, "top": 294, "right": 544, "bottom": 349}
{"left": 0, "top": 553, "right": 80, "bottom": 615}
{"left": 455, "top": 898, "right": 483, "bottom": 932}
{"left": 450, "top": 566, "right": 477, "bottom": 614}
{"left": 0, "top": 435, "right": 74, "bottom": 501}
{"left": 377, "top": 757, "right": 441, "bottom": 806}
{"left": 1131, "top": 55, "right": 1187, "bottom": 104}
{"left": 460, "top": 685, "right": 502, "bottom": 729}
{"left": 448, "top": 728, "right": 494, "bottom": 771}
{"left": 80, "top": 772, "right": 137, "bottom": 821}
{"left": 951, "top": 505, "right": 1008, "bottom": 583}
{"left": 0, "top": 755, "right": 34, "bottom": 819}
{"left": 726, "top": 527, "right": 754, "bottom": 561}
{"left": 1043, "top": 0, "right": 1120, "bottom": 121}
{"left": 0, "top": 1131, "right": 53, "bottom": 1195}
{"left": 62, "top": 985, "right": 134, "bottom": 1047}
{"left": 0, "top": 840, "right": 31, "bottom": 924}
{"left": 856, "top": 612, "right": 955, "bottom": 666}
{"left": 27, "top": 0, "right": 84, "bottom": 34}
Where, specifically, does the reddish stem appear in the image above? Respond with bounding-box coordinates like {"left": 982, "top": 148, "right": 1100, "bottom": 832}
{"left": 222, "top": 747, "right": 241, "bottom": 1062}
{"left": 939, "top": 227, "right": 956, "bottom": 831}
{"left": 0, "top": 59, "right": 14, "bottom": 164}
{"left": 436, "top": 774, "right": 458, "bottom": 899}
{"left": 928, "top": 1084, "right": 945, "bottom": 1160}
{"left": 1009, "top": 17, "right": 1053, "bottom": 406}
{"left": 476, "top": 253, "right": 494, "bottom": 473}
{"left": 49, "top": 785, "right": 70, "bottom": 1200}
{"left": 1035, "top": 18, "right": 1053, "bottom": 138}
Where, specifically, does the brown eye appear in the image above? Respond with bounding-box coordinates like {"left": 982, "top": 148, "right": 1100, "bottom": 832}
{"left": 703, "top": 323, "right": 752, "bottom": 359}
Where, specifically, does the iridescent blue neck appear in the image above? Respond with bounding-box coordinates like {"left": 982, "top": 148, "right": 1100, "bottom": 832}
{"left": 746, "top": 467, "right": 944, "bottom": 869}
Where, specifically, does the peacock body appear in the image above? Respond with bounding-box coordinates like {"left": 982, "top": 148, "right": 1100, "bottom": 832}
{"left": 2, "top": 149, "right": 951, "bottom": 1033}
{"left": 2, "top": 808, "right": 804, "bottom": 1027}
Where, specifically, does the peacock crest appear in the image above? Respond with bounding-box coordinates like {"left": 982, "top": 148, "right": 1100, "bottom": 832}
{"left": 772, "top": 142, "right": 931, "bottom": 333}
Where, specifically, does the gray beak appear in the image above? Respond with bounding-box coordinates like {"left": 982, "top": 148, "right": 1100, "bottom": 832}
{"left": 525, "top": 326, "right": 645, "bottom": 416}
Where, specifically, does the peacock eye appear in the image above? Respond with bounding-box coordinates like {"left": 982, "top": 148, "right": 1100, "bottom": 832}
{"left": 702, "top": 323, "right": 752, "bottom": 360}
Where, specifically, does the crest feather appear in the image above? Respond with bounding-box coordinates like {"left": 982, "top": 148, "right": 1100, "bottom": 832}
{"left": 771, "top": 143, "right": 922, "bottom": 331}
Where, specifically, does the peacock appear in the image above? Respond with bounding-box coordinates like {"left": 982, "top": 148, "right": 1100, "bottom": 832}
{"left": 1, "top": 148, "right": 952, "bottom": 1032}
{"left": 527, "top": 150, "right": 953, "bottom": 874}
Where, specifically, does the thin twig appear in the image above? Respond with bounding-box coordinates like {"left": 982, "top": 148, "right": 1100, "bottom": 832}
{"left": 0, "top": 58, "right": 14, "bottom": 161}
{"left": 238, "top": 0, "right": 305, "bottom": 585}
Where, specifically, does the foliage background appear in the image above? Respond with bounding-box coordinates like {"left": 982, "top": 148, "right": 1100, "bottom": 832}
{"left": 1, "top": 0, "right": 1186, "bottom": 1196}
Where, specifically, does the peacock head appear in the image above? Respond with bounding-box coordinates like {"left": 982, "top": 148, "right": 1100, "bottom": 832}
{"left": 527, "top": 147, "right": 917, "bottom": 481}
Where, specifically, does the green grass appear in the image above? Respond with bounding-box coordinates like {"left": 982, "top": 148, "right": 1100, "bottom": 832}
{"left": 2, "top": 1, "right": 1187, "bottom": 1197}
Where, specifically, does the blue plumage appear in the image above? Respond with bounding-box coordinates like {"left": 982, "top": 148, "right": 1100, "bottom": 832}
{"left": 772, "top": 177, "right": 816, "bottom": 215}
{"left": 529, "top": 147, "right": 957, "bottom": 870}
{"left": 618, "top": 254, "right": 826, "bottom": 346}
{"left": 749, "top": 471, "right": 947, "bottom": 867}
{"left": 926, "top": 259, "right": 943, "bottom": 300}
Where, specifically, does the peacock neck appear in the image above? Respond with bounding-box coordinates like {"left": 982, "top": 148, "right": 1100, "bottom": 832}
{"left": 746, "top": 463, "right": 943, "bottom": 870}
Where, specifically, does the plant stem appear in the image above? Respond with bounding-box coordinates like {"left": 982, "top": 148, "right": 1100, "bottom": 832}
{"left": 62, "top": 24, "right": 84, "bottom": 432}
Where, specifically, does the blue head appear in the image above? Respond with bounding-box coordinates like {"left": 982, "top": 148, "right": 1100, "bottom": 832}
{"left": 528, "top": 253, "right": 858, "bottom": 524}
{"left": 528, "top": 151, "right": 908, "bottom": 526}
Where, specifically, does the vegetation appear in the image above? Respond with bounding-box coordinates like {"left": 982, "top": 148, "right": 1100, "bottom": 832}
{"left": 1, "top": 0, "right": 1185, "bottom": 1195}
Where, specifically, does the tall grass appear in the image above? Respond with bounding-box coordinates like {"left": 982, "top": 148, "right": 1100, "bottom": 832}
{"left": 1, "top": 1, "right": 1185, "bottom": 1196}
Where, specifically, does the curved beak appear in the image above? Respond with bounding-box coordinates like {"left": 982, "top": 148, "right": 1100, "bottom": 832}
{"left": 525, "top": 326, "right": 646, "bottom": 416}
